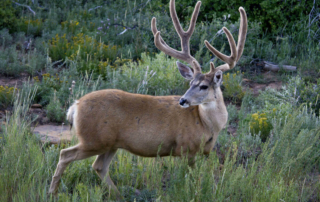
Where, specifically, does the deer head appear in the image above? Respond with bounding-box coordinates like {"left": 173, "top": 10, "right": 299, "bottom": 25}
{"left": 151, "top": 0, "right": 247, "bottom": 108}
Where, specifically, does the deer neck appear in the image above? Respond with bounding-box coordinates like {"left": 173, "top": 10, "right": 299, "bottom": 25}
{"left": 198, "top": 89, "right": 228, "bottom": 135}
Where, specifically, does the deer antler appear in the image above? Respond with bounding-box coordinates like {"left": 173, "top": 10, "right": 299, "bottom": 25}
{"left": 151, "top": 0, "right": 202, "bottom": 74}
{"left": 205, "top": 7, "right": 247, "bottom": 72}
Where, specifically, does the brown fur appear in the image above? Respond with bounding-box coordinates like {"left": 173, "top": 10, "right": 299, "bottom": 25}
{"left": 73, "top": 89, "right": 226, "bottom": 156}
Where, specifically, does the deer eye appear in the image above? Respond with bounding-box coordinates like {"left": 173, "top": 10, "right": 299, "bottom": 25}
{"left": 200, "top": 85, "right": 208, "bottom": 90}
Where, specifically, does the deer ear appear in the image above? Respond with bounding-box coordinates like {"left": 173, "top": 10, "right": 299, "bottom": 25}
{"left": 176, "top": 61, "right": 194, "bottom": 80}
{"left": 213, "top": 70, "right": 223, "bottom": 86}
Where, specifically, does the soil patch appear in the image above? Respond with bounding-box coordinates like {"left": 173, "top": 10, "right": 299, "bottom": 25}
{"left": 0, "top": 73, "right": 31, "bottom": 88}
{"left": 33, "top": 124, "right": 75, "bottom": 144}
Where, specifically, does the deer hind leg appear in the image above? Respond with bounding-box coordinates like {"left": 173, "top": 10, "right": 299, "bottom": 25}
{"left": 48, "top": 144, "right": 99, "bottom": 194}
{"left": 92, "top": 149, "right": 121, "bottom": 197}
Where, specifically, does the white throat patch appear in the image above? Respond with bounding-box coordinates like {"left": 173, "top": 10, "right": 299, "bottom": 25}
{"left": 200, "top": 101, "right": 217, "bottom": 110}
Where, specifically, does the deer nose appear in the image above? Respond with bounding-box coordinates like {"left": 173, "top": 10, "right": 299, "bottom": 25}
{"left": 179, "top": 98, "right": 187, "bottom": 106}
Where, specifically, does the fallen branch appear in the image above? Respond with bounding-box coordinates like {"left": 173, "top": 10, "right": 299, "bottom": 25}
{"left": 12, "top": 1, "right": 36, "bottom": 16}
{"left": 263, "top": 61, "right": 297, "bottom": 72}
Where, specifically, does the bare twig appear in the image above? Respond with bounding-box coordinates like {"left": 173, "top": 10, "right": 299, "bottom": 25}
{"left": 111, "top": 24, "right": 139, "bottom": 35}
{"left": 88, "top": 6, "right": 102, "bottom": 12}
{"left": 111, "top": 23, "right": 138, "bottom": 30}
{"left": 12, "top": 1, "right": 36, "bottom": 16}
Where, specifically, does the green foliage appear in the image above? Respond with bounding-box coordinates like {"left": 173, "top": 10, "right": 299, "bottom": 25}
{"left": 295, "top": 78, "right": 320, "bottom": 116}
{"left": 156, "top": 0, "right": 314, "bottom": 34}
{"left": 0, "top": 0, "right": 20, "bottom": 33}
{"left": 0, "top": 46, "right": 24, "bottom": 77}
{"left": 124, "top": 52, "right": 187, "bottom": 95}
{"left": 48, "top": 33, "right": 117, "bottom": 62}
{"left": 47, "top": 33, "right": 131, "bottom": 77}
{"left": 227, "top": 104, "right": 238, "bottom": 124}
{"left": 61, "top": 20, "right": 96, "bottom": 35}
{"left": 222, "top": 71, "right": 245, "bottom": 102}
{"left": 46, "top": 91, "right": 65, "bottom": 123}
{"left": 0, "top": 43, "right": 45, "bottom": 77}
{"left": 0, "top": 85, "right": 17, "bottom": 109}
{"left": 249, "top": 111, "right": 273, "bottom": 142}
{"left": 0, "top": 29, "right": 13, "bottom": 48}
{"left": 18, "top": 18, "right": 44, "bottom": 37}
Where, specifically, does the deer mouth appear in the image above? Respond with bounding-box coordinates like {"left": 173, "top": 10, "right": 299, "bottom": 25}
{"left": 180, "top": 103, "right": 190, "bottom": 108}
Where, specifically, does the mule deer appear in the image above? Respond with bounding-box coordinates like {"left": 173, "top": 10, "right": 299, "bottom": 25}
{"left": 49, "top": 0, "right": 247, "bottom": 198}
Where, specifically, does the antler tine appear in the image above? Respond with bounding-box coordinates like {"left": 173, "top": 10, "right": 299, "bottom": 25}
{"left": 205, "top": 27, "right": 237, "bottom": 69}
{"left": 192, "top": 60, "right": 202, "bottom": 74}
{"left": 151, "top": 0, "right": 202, "bottom": 75}
{"left": 236, "top": 7, "right": 247, "bottom": 62}
{"left": 205, "top": 7, "right": 247, "bottom": 72}
{"left": 170, "top": 0, "right": 201, "bottom": 44}
{"left": 210, "top": 62, "right": 215, "bottom": 72}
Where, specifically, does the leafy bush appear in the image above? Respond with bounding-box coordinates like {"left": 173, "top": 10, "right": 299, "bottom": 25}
{"left": 33, "top": 72, "right": 69, "bottom": 106}
{"left": 222, "top": 71, "right": 245, "bottom": 102}
{"left": 156, "top": 0, "right": 314, "bottom": 34}
{"left": 46, "top": 91, "right": 65, "bottom": 123}
{"left": 61, "top": 20, "right": 96, "bottom": 34}
{"left": 0, "top": 46, "right": 24, "bottom": 77}
{"left": 227, "top": 104, "right": 238, "bottom": 124}
{"left": 0, "top": 85, "right": 17, "bottom": 109}
{"left": 0, "top": 29, "right": 13, "bottom": 48}
{"left": 18, "top": 18, "right": 44, "bottom": 37}
{"left": 0, "top": 0, "right": 20, "bottom": 33}
{"left": 249, "top": 111, "right": 273, "bottom": 142}
{"left": 47, "top": 33, "right": 131, "bottom": 77}
{"left": 48, "top": 33, "right": 118, "bottom": 62}
{"left": 298, "top": 79, "right": 320, "bottom": 116}
{"left": 124, "top": 52, "right": 188, "bottom": 95}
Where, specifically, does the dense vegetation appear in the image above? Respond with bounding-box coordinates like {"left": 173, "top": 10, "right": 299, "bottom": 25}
{"left": 0, "top": 0, "right": 319, "bottom": 201}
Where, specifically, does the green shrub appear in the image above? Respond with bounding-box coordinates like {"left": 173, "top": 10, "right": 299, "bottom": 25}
{"left": 18, "top": 18, "right": 44, "bottom": 37}
{"left": 0, "top": 85, "right": 17, "bottom": 109}
{"left": 61, "top": 20, "right": 96, "bottom": 34}
{"left": 249, "top": 111, "right": 273, "bottom": 142}
{"left": 226, "top": 104, "right": 238, "bottom": 126}
{"left": 0, "top": 0, "right": 20, "bottom": 33}
{"left": 156, "top": 0, "right": 314, "bottom": 34}
{"left": 123, "top": 52, "right": 188, "bottom": 95}
{"left": 222, "top": 71, "right": 245, "bottom": 102}
{"left": 0, "top": 29, "right": 13, "bottom": 48}
{"left": 33, "top": 73, "right": 68, "bottom": 106}
{"left": 47, "top": 33, "right": 130, "bottom": 77}
{"left": 283, "top": 76, "right": 320, "bottom": 116}
{"left": 0, "top": 42, "right": 45, "bottom": 77}
{"left": 46, "top": 91, "right": 65, "bottom": 123}
{"left": 298, "top": 79, "right": 320, "bottom": 116}
{"left": 0, "top": 46, "right": 24, "bottom": 77}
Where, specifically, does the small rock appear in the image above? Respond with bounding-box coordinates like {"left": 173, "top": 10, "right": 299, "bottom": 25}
{"left": 31, "top": 104, "right": 42, "bottom": 109}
